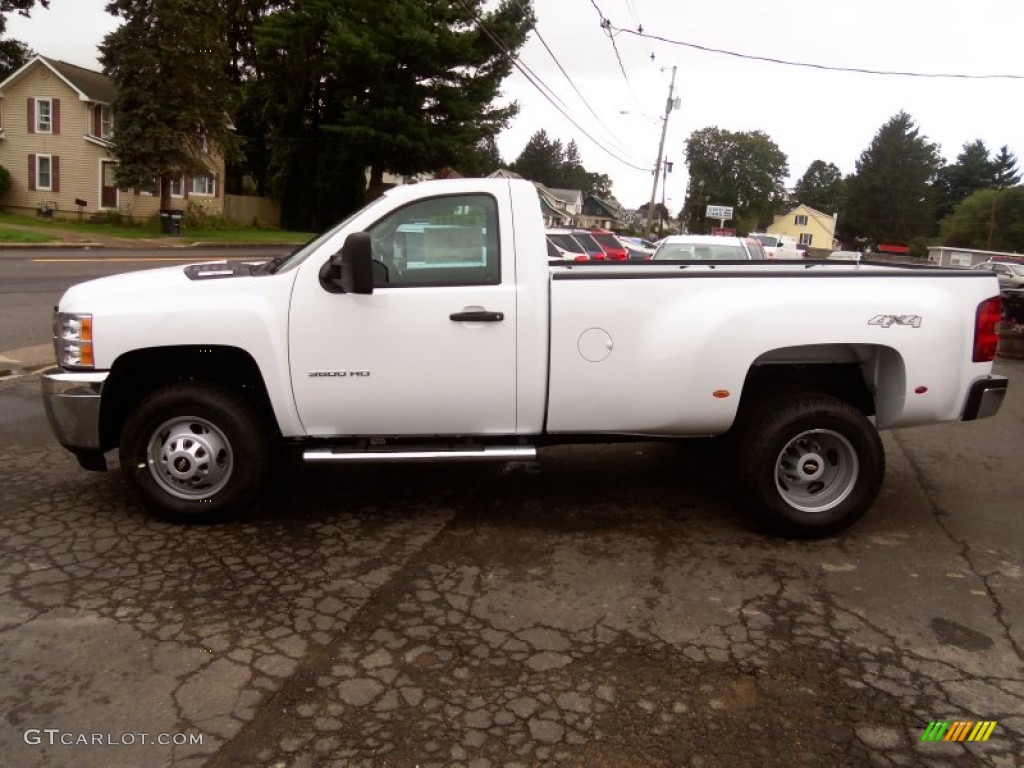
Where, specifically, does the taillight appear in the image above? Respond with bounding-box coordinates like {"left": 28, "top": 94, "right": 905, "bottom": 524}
{"left": 973, "top": 296, "right": 1002, "bottom": 362}
{"left": 574, "top": 254, "right": 589, "bottom": 262}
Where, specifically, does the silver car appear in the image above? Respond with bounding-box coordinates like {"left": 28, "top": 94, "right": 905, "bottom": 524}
{"left": 972, "top": 260, "right": 1024, "bottom": 289}
{"left": 652, "top": 235, "right": 765, "bottom": 261}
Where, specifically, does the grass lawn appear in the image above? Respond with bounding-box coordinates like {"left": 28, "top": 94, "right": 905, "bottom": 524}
{"left": 0, "top": 228, "right": 57, "bottom": 243}
{"left": 0, "top": 212, "right": 313, "bottom": 244}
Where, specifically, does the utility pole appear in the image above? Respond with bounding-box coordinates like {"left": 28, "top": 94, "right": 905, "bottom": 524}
{"left": 645, "top": 66, "right": 678, "bottom": 237}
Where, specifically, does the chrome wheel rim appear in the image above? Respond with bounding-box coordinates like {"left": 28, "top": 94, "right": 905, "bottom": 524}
{"left": 774, "top": 429, "right": 858, "bottom": 513}
{"left": 147, "top": 416, "right": 233, "bottom": 500}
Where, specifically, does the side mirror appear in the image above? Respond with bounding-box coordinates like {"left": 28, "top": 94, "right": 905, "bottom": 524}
{"left": 319, "top": 232, "right": 374, "bottom": 294}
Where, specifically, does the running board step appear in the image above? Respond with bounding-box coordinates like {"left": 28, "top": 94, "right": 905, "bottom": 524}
{"left": 303, "top": 445, "right": 537, "bottom": 464}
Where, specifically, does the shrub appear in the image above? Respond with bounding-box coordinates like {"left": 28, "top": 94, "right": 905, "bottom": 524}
{"left": 182, "top": 201, "right": 241, "bottom": 231}
{"left": 0, "top": 165, "right": 11, "bottom": 197}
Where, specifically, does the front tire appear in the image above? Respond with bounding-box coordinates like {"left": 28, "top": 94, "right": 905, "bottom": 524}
{"left": 734, "top": 392, "right": 884, "bottom": 537}
{"left": 119, "top": 382, "right": 270, "bottom": 520}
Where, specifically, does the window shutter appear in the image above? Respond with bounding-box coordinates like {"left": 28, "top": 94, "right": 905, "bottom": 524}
{"left": 28, "top": 154, "right": 36, "bottom": 190}
{"left": 183, "top": 175, "right": 190, "bottom": 199}
{"left": 27, "top": 99, "right": 35, "bottom": 133}
{"left": 52, "top": 99, "right": 60, "bottom": 134}
{"left": 52, "top": 156, "right": 60, "bottom": 193}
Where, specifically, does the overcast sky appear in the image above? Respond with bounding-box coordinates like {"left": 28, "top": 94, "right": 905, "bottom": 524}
{"left": 8, "top": 0, "right": 1023, "bottom": 213}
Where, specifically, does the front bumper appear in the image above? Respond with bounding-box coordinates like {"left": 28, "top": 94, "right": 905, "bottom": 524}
{"left": 41, "top": 370, "right": 109, "bottom": 469}
{"left": 962, "top": 375, "right": 1008, "bottom": 421}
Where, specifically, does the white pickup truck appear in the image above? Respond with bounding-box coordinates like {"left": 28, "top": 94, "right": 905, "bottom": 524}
{"left": 43, "top": 178, "right": 1008, "bottom": 536}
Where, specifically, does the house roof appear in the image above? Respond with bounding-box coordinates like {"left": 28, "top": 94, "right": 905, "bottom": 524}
{"left": 585, "top": 196, "right": 623, "bottom": 218}
{"left": 790, "top": 203, "right": 835, "bottom": 230}
{"left": 0, "top": 55, "right": 115, "bottom": 104}
{"left": 487, "top": 168, "right": 524, "bottom": 180}
{"left": 547, "top": 188, "right": 583, "bottom": 205}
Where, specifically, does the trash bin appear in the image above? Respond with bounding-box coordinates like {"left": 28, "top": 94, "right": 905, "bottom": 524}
{"left": 159, "top": 209, "right": 183, "bottom": 235}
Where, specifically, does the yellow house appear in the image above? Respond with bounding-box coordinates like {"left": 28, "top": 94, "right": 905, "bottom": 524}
{"left": 0, "top": 55, "right": 224, "bottom": 221}
{"left": 768, "top": 204, "right": 837, "bottom": 252}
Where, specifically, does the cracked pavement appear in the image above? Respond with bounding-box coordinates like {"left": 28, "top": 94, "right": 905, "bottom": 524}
{"left": 1, "top": 361, "right": 1022, "bottom": 767}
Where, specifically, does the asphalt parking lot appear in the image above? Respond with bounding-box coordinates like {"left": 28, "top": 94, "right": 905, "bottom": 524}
{"left": 1, "top": 360, "right": 1022, "bottom": 768}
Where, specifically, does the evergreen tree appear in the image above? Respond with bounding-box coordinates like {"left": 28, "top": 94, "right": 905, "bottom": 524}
{"left": 0, "top": 0, "right": 47, "bottom": 36}
{"left": 100, "top": 0, "right": 238, "bottom": 210}
{"left": 247, "top": 0, "right": 532, "bottom": 229}
{"left": 933, "top": 140, "right": 995, "bottom": 220}
{"left": 842, "top": 112, "right": 941, "bottom": 244}
{"left": 455, "top": 135, "right": 504, "bottom": 177}
{"left": 991, "top": 145, "right": 1021, "bottom": 189}
{"left": 794, "top": 160, "right": 843, "bottom": 214}
{"left": 511, "top": 130, "right": 564, "bottom": 186}
{"left": 326, "top": 0, "right": 532, "bottom": 197}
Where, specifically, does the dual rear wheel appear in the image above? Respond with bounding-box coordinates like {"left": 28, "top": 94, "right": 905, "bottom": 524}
{"left": 733, "top": 392, "right": 885, "bottom": 537}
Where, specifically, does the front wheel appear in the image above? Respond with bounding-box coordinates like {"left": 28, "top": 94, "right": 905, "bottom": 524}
{"left": 119, "top": 383, "right": 270, "bottom": 521}
{"left": 734, "top": 392, "right": 885, "bottom": 537}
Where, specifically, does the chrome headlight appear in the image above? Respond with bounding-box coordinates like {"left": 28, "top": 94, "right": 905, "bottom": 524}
{"left": 53, "top": 312, "right": 94, "bottom": 369}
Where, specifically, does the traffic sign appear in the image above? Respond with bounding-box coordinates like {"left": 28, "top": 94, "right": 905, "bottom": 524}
{"left": 706, "top": 205, "right": 734, "bottom": 220}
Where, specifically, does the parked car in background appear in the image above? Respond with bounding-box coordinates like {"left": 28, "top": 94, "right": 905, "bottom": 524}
{"left": 973, "top": 260, "right": 1024, "bottom": 289}
{"left": 569, "top": 230, "right": 610, "bottom": 261}
{"left": 749, "top": 233, "right": 801, "bottom": 259}
{"left": 653, "top": 235, "right": 765, "bottom": 261}
{"left": 619, "top": 238, "right": 655, "bottom": 261}
{"left": 546, "top": 230, "right": 590, "bottom": 261}
{"left": 588, "top": 229, "right": 629, "bottom": 261}
{"left": 828, "top": 250, "right": 863, "bottom": 262}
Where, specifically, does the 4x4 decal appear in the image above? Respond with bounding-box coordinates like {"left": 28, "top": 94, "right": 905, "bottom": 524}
{"left": 868, "top": 314, "right": 922, "bottom": 328}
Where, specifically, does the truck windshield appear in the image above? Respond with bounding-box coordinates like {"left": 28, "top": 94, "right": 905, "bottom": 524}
{"left": 264, "top": 207, "right": 370, "bottom": 274}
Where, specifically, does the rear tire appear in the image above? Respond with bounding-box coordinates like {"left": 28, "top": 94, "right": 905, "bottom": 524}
{"left": 119, "top": 382, "right": 270, "bottom": 521}
{"left": 734, "top": 392, "right": 884, "bottom": 537}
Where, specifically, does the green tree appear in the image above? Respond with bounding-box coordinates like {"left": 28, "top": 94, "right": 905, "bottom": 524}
{"left": 510, "top": 132, "right": 612, "bottom": 196}
{"left": 842, "top": 112, "right": 941, "bottom": 244}
{"left": 100, "top": 0, "right": 238, "bottom": 210}
{"left": 933, "top": 140, "right": 996, "bottom": 220}
{"left": 246, "top": 0, "right": 532, "bottom": 230}
{"left": 454, "top": 135, "right": 504, "bottom": 177}
{"left": 941, "top": 187, "right": 1024, "bottom": 251}
{"left": 682, "top": 127, "right": 789, "bottom": 234}
{"left": 991, "top": 145, "right": 1021, "bottom": 189}
{"left": 327, "top": 0, "right": 532, "bottom": 197}
{"left": 0, "top": 0, "right": 47, "bottom": 35}
{"left": 794, "top": 160, "right": 843, "bottom": 214}
{"left": 0, "top": 37, "right": 32, "bottom": 79}
{"left": 511, "top": 129, "right": 564, "bottom": 185}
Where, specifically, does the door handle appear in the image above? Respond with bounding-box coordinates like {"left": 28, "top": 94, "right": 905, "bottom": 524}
{"left": 449, "top": 310, "right": 504, "bottom": 322}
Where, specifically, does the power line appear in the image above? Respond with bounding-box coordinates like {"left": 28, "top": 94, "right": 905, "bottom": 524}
{"left": 460, "top": 0, "right": 651, "bottom": 172}
{"left": 508, "top": 0, "right": 644, "bottom": 163}
{"left": 612, "top": 26, "right": 1024, "bottom": 80}
{"left": 587, "top": 0, "right": 641, "bottom": 104}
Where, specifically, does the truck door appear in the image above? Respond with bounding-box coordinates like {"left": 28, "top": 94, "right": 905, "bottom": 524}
{"left": 288, "top": 192, "right": 517, "bottom": 437}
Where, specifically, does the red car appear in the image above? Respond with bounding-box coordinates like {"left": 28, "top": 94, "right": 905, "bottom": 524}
{"left": 586, "top": 229, "right": 629, "bottom": 261}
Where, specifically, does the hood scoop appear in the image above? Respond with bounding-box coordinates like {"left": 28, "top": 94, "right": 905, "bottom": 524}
{"left": 184, "top": 261, "right": 261, "bottom": 280}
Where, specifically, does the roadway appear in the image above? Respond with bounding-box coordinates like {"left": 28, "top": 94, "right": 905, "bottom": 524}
{"left": 0, "top": 245, "right": 292, "bottom": 355}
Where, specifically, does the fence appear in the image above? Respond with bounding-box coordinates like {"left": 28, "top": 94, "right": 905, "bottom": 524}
{"left": 223, "top": 194, "right": 281, "bottom": 228}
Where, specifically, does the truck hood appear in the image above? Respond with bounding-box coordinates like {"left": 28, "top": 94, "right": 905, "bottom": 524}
{"left": 58, "top": 261, "right": 269, "bottom": 313}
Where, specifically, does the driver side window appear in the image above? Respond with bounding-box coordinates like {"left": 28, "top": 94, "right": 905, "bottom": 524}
{"left": 367, "top": 194, "right": 500, "bottom": 287}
